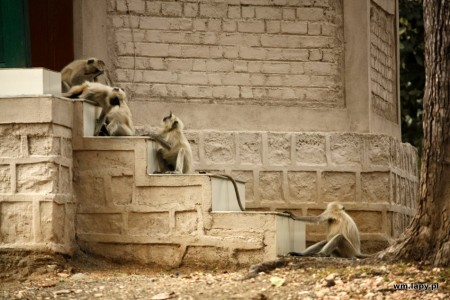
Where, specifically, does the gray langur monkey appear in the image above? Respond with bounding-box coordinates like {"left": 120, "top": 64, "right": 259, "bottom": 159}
{"left": 61, "top": 58, "right": 109, "bottom": 92}
{"left": 154, "top": 112, "right": 193, "bottom": 174}
{"left": 64, "top": 82, "right": 135, "bottom": 136}
{"left": 284, "top": 202, "right": 369, "bottom": 259}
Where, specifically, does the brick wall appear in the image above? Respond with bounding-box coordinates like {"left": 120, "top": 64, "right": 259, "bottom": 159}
{"left": 109, "top": 0, "right": 344, "bottom": 108}
{"left": 370, "top": 1, "right": 398, "bottom": 123}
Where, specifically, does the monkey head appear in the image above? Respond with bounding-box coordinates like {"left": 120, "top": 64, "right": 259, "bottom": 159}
{"left": 109, "top": 87, "right": 126, "bottom": 107}
{"left": 326, "top": 202, "right": 345, "bottom": 212}
{"left": 162, "top": 112, "right": 184, "bottom": 131}
{"left": 85, "top": 58, "right": 105, "bottom": 78}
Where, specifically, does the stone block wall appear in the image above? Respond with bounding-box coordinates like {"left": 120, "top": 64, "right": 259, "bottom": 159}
{"left": 0, "top": 97, "right": 75, "bottom": 254}
{"left": 185, "top": 129, "right": 418, "bottom": 242}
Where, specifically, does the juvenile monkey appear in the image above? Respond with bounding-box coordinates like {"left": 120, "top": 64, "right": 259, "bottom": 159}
{"left": 61, "top": 58, "right": 108, "bottom": 92}
{"left": 284, "top": 202, "right": 368, "bottom": 259}
{"left": 154, "top": 112, "right": 193, "bottom": 174}
{"left": 64, "top": 82, "right": 134, "bottom": 136}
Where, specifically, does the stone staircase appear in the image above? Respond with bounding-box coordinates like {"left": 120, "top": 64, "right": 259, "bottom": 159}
{"left": 73, "top": 101, "right": 305, "bottom": 267}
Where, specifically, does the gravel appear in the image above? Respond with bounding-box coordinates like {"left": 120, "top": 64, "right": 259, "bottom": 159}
{"left": 0, "top": 251, "right": 449, "bottom": 299}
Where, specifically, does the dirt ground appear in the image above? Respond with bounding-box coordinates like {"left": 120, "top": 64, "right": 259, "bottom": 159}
{"left": 0, "top": 250, "right": 449, "bottom": 300}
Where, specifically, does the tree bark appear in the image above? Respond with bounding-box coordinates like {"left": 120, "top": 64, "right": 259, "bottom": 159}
{"left": 380, "top": 0, "right": 450, "bottom": 266}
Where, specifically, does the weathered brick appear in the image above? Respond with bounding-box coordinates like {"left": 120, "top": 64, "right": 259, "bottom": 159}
{"left": 0, "top": 202, "right": 33, "bottom": 243}
{"left": 238, "top": 20, "right": 265, "bottom": 33}
{"left": 308, "top": 22, "right": 321, "bottom": 35}
{"left": 74, "top": 176, "right": 106, "bottom": 206}
{"left": 242, "top": 6, "right": 255, "bottom": 18}
{"left": 367, "top": 136, "right": 391, "bottom": 167}
{"left": 77, "top": 213, "right": 122, "bottom": 234}
{"left": 255, "top": 7, "right": 282, "bottom": 19}
{"left": 146, "top": 1, "right": 161, "bottom": 15}
{"left": 74, "top": 151, "right": 134, "bottom": 172}
{"left": 206, "top": 59, "right": 234, "bottom": 72}
{"left": 200, "top": 3, "right": 227, "bottom": 18}
{"left": 280, "top": 21, "right": 307, "bottom": 34}
{"left": 17, "top": 163, "right": 58, "bottom": 194}
{"left": 361, "top": 172, "right": 390, "bottom": 203}
{"left": 218, "top": 33, "right": 259, "bottom": 47}
{"left": 128, "top": 212, "right": 169, "bottom": 235}
{"left": 239, "top": 133, "right": 262, "bottom": 165}
{"left": 204, "top": 132, "right": 236, "bottom": 164}
{"left": 180, "top": 45, "right": 210, "bottom": 58}
{"left": 207, "top": 19, "right": 222, "bottom": 32}
{"left": 308, "top": 49, "right": 322, "bottom": 61}
{"left": 116, "top": 0, "right": 145, "bottom": 13}
{"left": 352, "top": 211, "right": 383, "bottom": 233}
{"left": 184, "top": 3, "right": 198, "bottom": 17}
{"left": 60, "top": 166, "right": 71, "bottom": 194}
{"left": 177, "top": 72, "right": 208, "bottom": 85}
{"left": 282, "top": 8, "right": 296, "bottom": 20}
{"left": 268, "top": 133, "right": 291, "bottom": 166}
{"left": 136, "top": 43, "right": 169, "bottom": 56}
{"left": 223, "top": 20, "right": 237, "bottom": 32}
{"left": 239, "top": 47, "right": 266, "bottom": 60}
{"left": 212, "top": 86, "right": 240, "bottom": 98}
{"left": 111, "top": 176, "right": 133, "bottom": 206}
{"left": 28, "top": 137, "right": 60, "bottom": 156}
{"left": 296, "top": 7, "right": 325, "bottom": 21}
{"left": 183, "top": 85, "right": 213, "bottom": 98}
{"left": 175, "top": 211, "right": 198, "bottom": 234}
{"left": 330, "top": 134, "right": 363, "bottom": 167}
{"left": 321, "top": 172, "right": 356, "bottom": 202}
{"left": 0, "top": 134, "right": 21, "bottom": 158}
{"left": 304, "top": 62, "right": 338, "bottom": 75}
{"left": 295, "top": 133, "right": 327, "bottom": 165}
{"left": 143, "top": 70, "right": 177, "bottom": 83}
{"left": 287, "top": 171, "right": 317, "bottom": 202}
{"left": 267, "top": 21, "right": 281, "bottom": 33}
{"left": 40, "top": 202, "right": 65, "bottom": 243}
{"left": 261, "top": 62, "right": 291, "bottom": 73}
{"left": 259, "top": 171, "right": 284, "bottom": 201}
{"left": 0, "top": 165, "right": 11, "bottom": 193}
{"left": 228, "top": 6, "right": 241, "bottom": 18}
{"left": 321, "top": 24, "right": 336, "bottom": 36}
{"left": 193, "top": 19, "right": 207, "bottom": 31}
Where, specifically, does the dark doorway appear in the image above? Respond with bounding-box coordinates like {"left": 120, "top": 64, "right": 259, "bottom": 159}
{"left": 0, "top": 0, "right": 73, "bottom": 70}
{"left": 28, "top": 0, "right": 74, "bottom": 71}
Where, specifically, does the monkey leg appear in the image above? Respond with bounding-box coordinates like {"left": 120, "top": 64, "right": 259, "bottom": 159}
{"left": 288, "top": 240, "right": 327, "bottom": 256}
{"left": 173, "top": 148, "right": 185, "bottom": 174}
{"left": 156, "top": 149, "right": 171, "bottom": 173}
{"left": 94, "top": 109, "right": 108, "bottom": 136}
{"left": 318, "top": 234, "right": 357, "bottom": 258}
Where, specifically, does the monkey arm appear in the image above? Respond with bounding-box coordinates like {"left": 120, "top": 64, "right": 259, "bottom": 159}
{"left": 141, "top": 132, "right": 172, "bottom": 150}
{"left": 283, "top": 211, "right": 323, "bottom": 224}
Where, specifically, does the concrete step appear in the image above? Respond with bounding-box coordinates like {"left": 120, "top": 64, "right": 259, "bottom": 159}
{"left": 74, "top": 100, "right": 305, "bottom": 267}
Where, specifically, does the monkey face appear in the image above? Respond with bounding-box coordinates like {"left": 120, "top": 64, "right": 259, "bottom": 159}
{"left": 162, "top": 112, "right": 184, "bottom": 130}
{"left": 109, "top": 87, "right": 126, "bottom": 107}
{"left": 84, "top": 58, "right": 105, "bottom": 77}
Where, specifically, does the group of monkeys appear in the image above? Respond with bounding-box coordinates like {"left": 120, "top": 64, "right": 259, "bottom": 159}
{"left": 60, "top": 57, "right": 193, "bottom": 174}
{"left": 60, "top": 58, "right": 368, "bottom": 259}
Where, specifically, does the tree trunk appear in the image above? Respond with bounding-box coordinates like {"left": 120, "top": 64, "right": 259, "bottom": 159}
{"left": 380, "top": 0, "right": 450, "bottom": 266}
